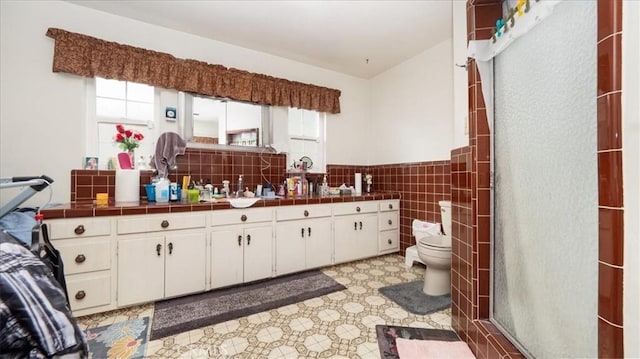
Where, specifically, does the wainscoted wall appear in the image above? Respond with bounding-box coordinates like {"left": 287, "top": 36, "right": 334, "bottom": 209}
{"left": 455, "top": 1, "right": 625, "bottom": 358}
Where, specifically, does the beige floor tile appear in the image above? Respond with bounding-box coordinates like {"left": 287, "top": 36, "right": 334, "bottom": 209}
{"left": 79, "top": 254, "right": 454, "bottom": 358}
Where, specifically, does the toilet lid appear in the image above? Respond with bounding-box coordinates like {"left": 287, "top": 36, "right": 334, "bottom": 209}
{"left": 419, "top": 234, "right": 451, "bottom": 248}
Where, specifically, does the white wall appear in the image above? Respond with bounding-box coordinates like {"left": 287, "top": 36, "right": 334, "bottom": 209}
{"left": 452, "top": 0, "right": 469, "bottom": 149}
{"left": 369, "top": 39, "right": 453, "bottom": 164}
{"left": 0, "top": 0, "right": 371, "bottom": 205}
{"left": 623, "top": 1, "right": 640, "bottom": 357}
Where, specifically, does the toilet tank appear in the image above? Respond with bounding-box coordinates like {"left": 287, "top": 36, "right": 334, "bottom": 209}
{"left": 439, "top": 200, "right": 452, "bottom": 236}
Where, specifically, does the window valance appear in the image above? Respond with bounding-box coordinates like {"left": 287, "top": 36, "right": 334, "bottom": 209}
{"left": 46, "top": 28, "right": 341, "bottom": 114}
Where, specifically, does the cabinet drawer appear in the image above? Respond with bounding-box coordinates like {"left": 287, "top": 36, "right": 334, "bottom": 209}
{"left": 47, "top": 218, "right": 111, "bottom": 239}
{"left": 276, "top": 204, "right": 332, "bottom": 221}
{"left": 117, "top": 213, "right": 206, "bottom": 234}
{"left": 333, "top": 201, "right": 378, "bottom": 216}
{"left": 211, "top": 208, "right": 273, "bottom": 226}
{"left": 379, "top": 211, "right": 399, "bottom": 230}
{"left": 55, "top": 237, "right": 111, "bottom": 275}
{"left": 379, "top": 229, "right": 399, "bottom": 252}
{"left": 379, "top": 200, "right": 400, "bottom": 212}
{"left": 67, "top": 271, "right": 111, "bottom": 311}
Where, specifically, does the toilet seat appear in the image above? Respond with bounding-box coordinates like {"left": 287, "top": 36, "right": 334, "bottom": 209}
{"left": 418, "top": 235, "right": 451, "bottom": 250}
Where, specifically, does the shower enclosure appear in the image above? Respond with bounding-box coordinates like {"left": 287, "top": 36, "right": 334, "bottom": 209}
{"left": 491, "top": 1, "right": 598, "bottom": 357}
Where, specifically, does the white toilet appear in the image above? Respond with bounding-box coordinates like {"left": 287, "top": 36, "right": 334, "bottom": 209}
{"left": 413, "top": 200, "right": 452, "bottom": 296}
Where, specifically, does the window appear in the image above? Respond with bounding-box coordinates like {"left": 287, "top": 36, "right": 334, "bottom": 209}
{"left": 86, "top": 78, "right": 157, "bottom": 169}
{"left": 287, "top": 108, "right": 325, "bottom": 173}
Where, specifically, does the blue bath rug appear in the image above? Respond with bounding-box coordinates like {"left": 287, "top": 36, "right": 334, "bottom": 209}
{"left": 85, "top": 317, "right": 149, "bottom": 359}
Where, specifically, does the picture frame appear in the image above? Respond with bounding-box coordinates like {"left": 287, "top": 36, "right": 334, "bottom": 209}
{"left": 84, "top": 156, "right": 99, "bottom": 170}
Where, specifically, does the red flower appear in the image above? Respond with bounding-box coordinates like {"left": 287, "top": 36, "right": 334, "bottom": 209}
{"left": 113, "top": 124, "right": 144, "bottom": 152}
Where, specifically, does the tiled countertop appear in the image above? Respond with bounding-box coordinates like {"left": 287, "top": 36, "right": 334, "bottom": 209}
{"left": 41, "top": 192, "right": 401, "bottom": 219}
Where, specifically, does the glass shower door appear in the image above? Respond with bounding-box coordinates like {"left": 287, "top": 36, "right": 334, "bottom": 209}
{"left": 492, "top": 1, "right": 598, "bottom": 357}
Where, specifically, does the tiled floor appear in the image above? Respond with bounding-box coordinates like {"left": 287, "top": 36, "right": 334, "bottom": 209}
{"left": 76, "top": 254, "right": 452, "bottom": 358}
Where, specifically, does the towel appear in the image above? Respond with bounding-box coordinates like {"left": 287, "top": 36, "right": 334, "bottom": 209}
{"left": 395, "top": 338, "right": 476, "bottom": 359}
{"left": 151, "top": 132, "right": 187, "bottom": 178}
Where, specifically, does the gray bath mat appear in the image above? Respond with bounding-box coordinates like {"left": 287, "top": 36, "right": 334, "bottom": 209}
{"left": 378, "top": 280, "right": 450, "bottom": 315}
{"left": 150, "top": 270, "right": 345, "bottom": 340}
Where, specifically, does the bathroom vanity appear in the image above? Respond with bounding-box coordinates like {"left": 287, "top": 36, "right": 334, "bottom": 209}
{"left": 42, "top": 195, "right": 399, "bottom": 317}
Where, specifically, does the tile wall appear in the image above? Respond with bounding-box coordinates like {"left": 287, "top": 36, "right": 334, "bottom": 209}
{"left": 596, "top": 0, "right": 624, "bottom": 356}
{"left": 455, "top": 0, "right": 626, "bottom": 358}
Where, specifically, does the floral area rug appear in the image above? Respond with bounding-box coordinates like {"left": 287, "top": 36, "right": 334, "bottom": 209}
{"left": 375, "top": 325, "right": 460, "bottom": 359}
{"left": 85, "top": 317, "right": 149, "bottom": 359}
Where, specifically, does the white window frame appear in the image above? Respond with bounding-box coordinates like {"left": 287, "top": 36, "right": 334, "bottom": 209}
{"left": 86, "top": 78, "right": 160, "bottom": 168}
{"left": 286, "top": 108, "right": 326, "bottom": 173}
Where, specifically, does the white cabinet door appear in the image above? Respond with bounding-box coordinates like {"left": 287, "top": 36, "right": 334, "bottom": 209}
{"left": 334, "top": 214, "right": 378, "bottom": 263}
{"left": 118, "top": 235, "right": 165, "bottom": 306}
{"left": 211, "top": 229, "right": 244, "bottom": 289}
{"left": 243, "top": 226, "right": 273, "bottom": 283}
{"left": 276, "top": 217, "right": 332, "bottom": 275}
{"left": 165, "top": 232, "right": 206, "bottom": 298}
{"left": 304, "top": 218, "right": 332, "bottom": 270}
{"left": 275, "top": 221, "right": 307, "bottom": 275}
{"left": 358, "top": 215, "right": 378, "bottom": 259}
{"left": 334, "top": 217, "right": 359, "bottom": 263}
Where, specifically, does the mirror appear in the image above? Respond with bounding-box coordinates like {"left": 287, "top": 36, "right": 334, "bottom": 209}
{"left": 181, "top": 93, "right": 270, "bottom": 150}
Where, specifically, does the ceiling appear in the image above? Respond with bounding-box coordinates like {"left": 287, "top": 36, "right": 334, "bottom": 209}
{"left": 67, "top": 0, "right": 453, "bottom": 79}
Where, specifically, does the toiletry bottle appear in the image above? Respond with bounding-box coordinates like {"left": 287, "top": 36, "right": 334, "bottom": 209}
{"left": 170, "top": 182, "right": 178, "bottom": 201}
{"left": 237, "top": 175, "right": 244, "bottom": 197}
{"left": 156, "top": 178, "right": 170, "bottom": 203}
{"left": 222, "top": 180, "right": 230, "bottom": 198}
{"left": 321, "top": 175, "right": 329, "bottom": 196}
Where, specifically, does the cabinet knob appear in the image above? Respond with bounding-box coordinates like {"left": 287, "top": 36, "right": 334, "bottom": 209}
{"left": 156, "top": 244, "right": 162, "bottom": 256}
{"left": 301, "top": 228, "right": 305, "bottom": 238}
{"left": 74, "top": 225, "right": 85, "bottom": 235}
{"left": 75, "top": 254, "right": 86, "bottom": 263}
{"left": 238, "top": 235, "right": 242, "bottom": 246}
{"left": 75, "top": 290, "right": 86, "bottom": 300}
{"left": 308, "top": 227, "right": 311, "bottom": 237}
{"left": 354, "top": 222, "right": 357, "bottom": 231}
{"left": 388, "top": 239, "right": 392, "bottom": 245}
{"left": 241, "top": 214, "right": 247, "bottom": 222}
{"left": 168, "top": 242, "right": 173, "bottom": 254}
{"left": 389, "top": 204, "right": 393, "bottom": 210}
{"left": 356, "top": 206, "right": 361, "bottom": 213}
{"left": 161, "top": 220, "right": 169, "bottom": 228}
{"left": 388, "top": 219, "right": 393, "bottom": 225}
{"left": 359, "top": 221, "right": 363, "bottom": 230}
{"left": 304, "top": 210, "right": 309, "bottom": 217}
{"left": 247, "top": 235, "right": 251, "bottom": 245}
